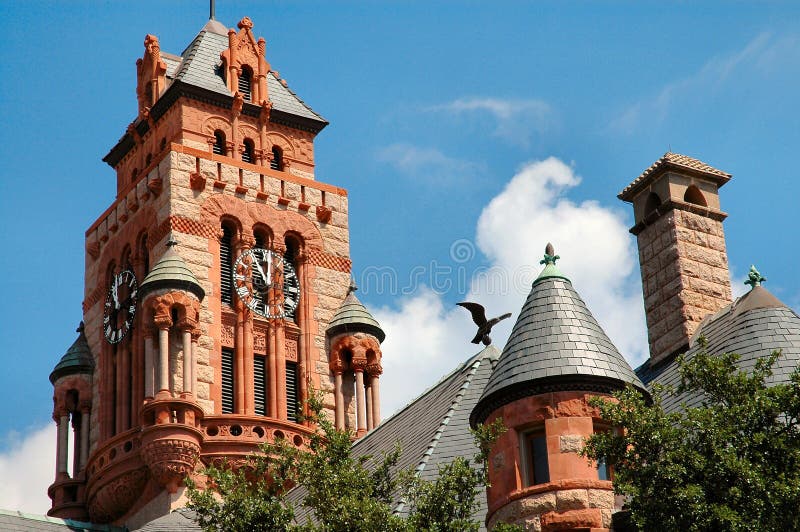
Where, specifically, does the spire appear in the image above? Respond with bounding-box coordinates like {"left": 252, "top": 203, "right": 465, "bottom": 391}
{"left": 50, "top": 322, "right": 94, "bottom": 384}
{"left": 327, "top": 282, "right": 385, "bottom": 343}
{"left": 139, "top": 239, "right": 205, "bottom": 300}
{"left": 472, "top": 246, "right": 646, "bottom": 425}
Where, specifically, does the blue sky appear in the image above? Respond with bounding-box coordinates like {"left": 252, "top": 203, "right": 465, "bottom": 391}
{"left": 0, "top": 1, "right": 799, "bottom": 512}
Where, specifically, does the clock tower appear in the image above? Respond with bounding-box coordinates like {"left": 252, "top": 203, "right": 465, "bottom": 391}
{"left": 46, "top": 16, "right": 384, "bottom": 528}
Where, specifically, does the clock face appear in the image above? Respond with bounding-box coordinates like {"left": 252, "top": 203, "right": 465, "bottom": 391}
{"left": 103, "top": 269, "right": 138, "bottom": 344}
{"left": 233, "top": 248, "right": 300, "bottom": 319}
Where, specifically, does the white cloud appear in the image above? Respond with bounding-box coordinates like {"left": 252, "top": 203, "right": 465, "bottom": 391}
{"left": 376, "top": 143, "right": 482, "bottom": 184}
{"left": 376, "top": 157, "right": 648, "bottom": 417}
{"left": 610, "top": 32, "right": 799, "bottom": 133}
{"left": 0, "top": 422, "right": 56, "bottom": 514}
{"left": 428, "top": 97, "right": 554, "bottom": 147}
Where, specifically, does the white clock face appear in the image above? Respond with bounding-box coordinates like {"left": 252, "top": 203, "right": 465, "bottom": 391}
{"left": 233, "top": 248, "right": 299, "bottom": 319}
{"left": 103, "top": 269, "right": 138, "bottom": 344}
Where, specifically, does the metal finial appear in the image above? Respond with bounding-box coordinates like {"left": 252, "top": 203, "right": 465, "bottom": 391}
{"left": 540, "top": 243, "right": 560, "bottom": 266}
{"left": 210, "top": 0, "right": 216, "bottom": 20}
{"left": 348, "top": 277, "right": 358, "bottom": 294}
{"left": 166, "top": 239, "right": 178, "bottom": 248}
{"left": 744, "top": 265, "right": 766, "bottom": 289}
{"left": 76, "top": 321, "right": 85, "bottom": 334}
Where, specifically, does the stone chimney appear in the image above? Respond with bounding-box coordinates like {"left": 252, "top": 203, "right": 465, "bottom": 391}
{"left": 619, "top": 153, "right": 733, "bottom": 365}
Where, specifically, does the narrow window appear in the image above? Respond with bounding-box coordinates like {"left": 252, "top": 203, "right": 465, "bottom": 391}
{"left": 524, "top": 429, "right": 550, "bottom": 485}
{"left": 644, "top": 192, "right": 661, "bottom": 217}
{"left": 271, "top": 146, "right": 284, "bottom": 171}
{"left": 254, "top": 355, "right": 267, "bottom": 416}
{"left": 238, "top": 67, "right": 253, "bottom": 102}
{"left": 213, "top": 130, "right": 226, "bottom": 155}
{"left": 242, "top": 138, "right": 255, "bottom": 164}
{"left": 284, "top": 238, "right": 300, "bottom": 322}
{"left": 594, "top": 424, "right": 614, "bottom": 481}
{"left": 286, "top": 361, "right": 299, "bottom": 422}
{"left": 221, "top": 348, "right": 235, "bottom": 414}
{"left": 220, "top": 225, "right": 233, "bottom": 305}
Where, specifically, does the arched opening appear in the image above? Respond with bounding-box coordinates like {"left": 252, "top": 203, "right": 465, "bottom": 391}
{"left": 683, "top": 185, "right": 707, "bottom": 207}
{"left": 220, "top": 223, "right": 235, "bottom": 305}
{"left": 284, "top": 235, "right": 301, "bottom": 322}
{"left": 644, "top": 192, "right": 662, "bottom": 217}
{"left": 213, "top": 130, "right": 227, "bottom": 156}
{"left": 242, "top": 138, "right": 255, "bottom": 164}
{"left": 271, "top": 145, "right": 284, "bottom": 171}
{"left": 253, "top": 225, "right": 272, "bottom": 249}
{"left": 238, "top": 66, "right": 253, "bottom": 102}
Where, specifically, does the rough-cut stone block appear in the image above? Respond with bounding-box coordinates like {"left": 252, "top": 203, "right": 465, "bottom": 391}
{"left": 587, "top": 489, "right": 614, "bottom": 509}
{"left": 559, "top": 435, "right": 585, "bottom": 453}
{"left": 521, "top": 492, "right": 557, "bottom": 515}
{"left": 556, "top": 489, "right": 589, "bottom": 511}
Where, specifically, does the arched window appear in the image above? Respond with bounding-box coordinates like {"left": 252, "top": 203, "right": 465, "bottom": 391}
{"left": 683, "top": 185, "right": 707, "bottom": 207}
{"left": 271, "top": 146, "right": 284, "bottom": 171}
{"left": 644, "top": 192, "right": 662, "bottom": 217}
{"left": 242, "top": 138, "right": 255, "bottom": 164}
{"left": 253, "top": 226, "right": 272, "bottom": 249}
{"left": 220, "top": 224, "right": 234, "bottom": 305}
{"left": 238, "top": 66, "right": 253, "bottom": 102}
{"left": 213, "top": 130, "right": 227, "bottom": 156}
{"left": 284, "top": 236, "right": 300, "bottom": 322}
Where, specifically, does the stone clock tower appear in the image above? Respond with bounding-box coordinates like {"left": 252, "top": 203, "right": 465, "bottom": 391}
{"left": 46, "top": 16, "right": 383, "bottom": 528}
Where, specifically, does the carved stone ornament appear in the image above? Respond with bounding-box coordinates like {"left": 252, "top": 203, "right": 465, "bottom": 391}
{"left": 189, "top": 172, "right": 206, "bottom": 191}
{"left": 141, "top": 427, "right": 202, "bottom": 493}
{"left": 87, "top": 467, "right": 148, "bottom": 523}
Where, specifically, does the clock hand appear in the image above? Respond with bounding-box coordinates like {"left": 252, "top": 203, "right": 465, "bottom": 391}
{"left": 252, "top": 257, "right": 269, "bottom": 287}
{"left": 113, "top": 281, "right": 120, "bottom": 310}
{"left": 266, "top": 251, "right": 272, "bottom": 285}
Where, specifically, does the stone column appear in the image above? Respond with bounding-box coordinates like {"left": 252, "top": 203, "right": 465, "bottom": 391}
{"left": 334, "top": 370, "right": 345, "bottom": 430}
{"left": 119, "top": 345, "right": 130, "bottom": 431}
{"left": 57, "top": 413, "right": 70, "bottom": 478}
{"left": 191, "top": 328, "right": 200, "bottom": 396}
{"left": 353, "top": 360, "right": 367, "bottom": 437}
{"left": 370, "top": 372, "right": 382, "bottom": 428}
{"left": 71, "top": 414, "right": 80, "bottom": 477}
{"left": 243, "top": 311, "right": 254, "bottom": 415}
{"left": 181, "top": 323, "right": 193, "bottom": 398}
{"left": 366, "top": 383, "right": 374, "bottom": 431}
{"left": 296, "top": 252, "right": 311, "bottom": 424}
{"left": 144, "top": 327, "right": 155, "bottom": 399}
{"left": 154, "top": 316, "right": 172, "bottom": 398}
{"left": 276, "top": 320, "right": 287, "bottom": 420}
{"left": 79, "top": 403, "right": 90, "bottom": 470}
{"left": 268, "top": 322, "right": 278, "bottom": 417}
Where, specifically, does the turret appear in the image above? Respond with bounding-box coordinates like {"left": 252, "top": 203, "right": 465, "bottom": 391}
{"left": 471, "top": 245, "right": 647, "bottom": 531}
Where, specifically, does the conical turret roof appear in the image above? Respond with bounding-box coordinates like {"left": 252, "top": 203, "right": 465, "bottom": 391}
{"left": 140, "top": 241, "right": 205, "bottom": 300}
{"left": 472, "top": 245, "right": 646, "bottom": 425}
{"left": 327, "top": 281, "right": 385, "bottom": 343}
{"left": 50, "top": 323, "right": 94, "bottom": 384}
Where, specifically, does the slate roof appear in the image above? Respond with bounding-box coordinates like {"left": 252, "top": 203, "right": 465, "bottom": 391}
{"left": 618, "top": 152, "right": 731, "bottom": 201}
{"left": 472, "top": 270, "right": 646, "bottom": 425}
{"left": 169, "top": 23, "right": 325, "bottom": 122}
{"left": 0, "top": 509, "right": 123, "bottom": 532}
{"left": 636, "top": 285, "right": 800, "bottom": 414}
{"left": 326, "top": 287, "right": 385, "bottom": 342}
{"left": 291, "top": 345, "right": 499, "bottom": 529}
{"left": 133, "top": 508, "right": 198, "bottom": 531}
{"left": 139, "top": 244, "right": 204, "bottom": 300}
{"left": 50, "top": 323, "right": 94, "bottom": 383}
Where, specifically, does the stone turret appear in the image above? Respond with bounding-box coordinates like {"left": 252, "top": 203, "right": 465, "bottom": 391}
{"left": 326, "top": 281, "right": 385, "bottom": 437}
{"left": 471, "top": 245, "right": 647, "bottom": 532}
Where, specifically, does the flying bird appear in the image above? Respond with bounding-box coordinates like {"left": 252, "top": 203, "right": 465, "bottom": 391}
{"left": 457, "top": 302, "right": 512, "bottom": 345}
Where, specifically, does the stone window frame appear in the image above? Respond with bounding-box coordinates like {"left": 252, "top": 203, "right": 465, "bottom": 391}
{"left": 519, "top": 426, "right": 549, "bottom": 487}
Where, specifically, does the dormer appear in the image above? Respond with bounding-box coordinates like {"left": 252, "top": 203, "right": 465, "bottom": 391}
{"left": 220, "top": 17, "right": 270, "bottom": 105}
{"left": 135, "top": 35, "right": 168, "bottom": 119}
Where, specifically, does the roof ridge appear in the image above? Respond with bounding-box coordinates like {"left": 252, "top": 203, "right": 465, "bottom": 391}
{"left": 393, "top": 355, "right": 486, "bottom": 514}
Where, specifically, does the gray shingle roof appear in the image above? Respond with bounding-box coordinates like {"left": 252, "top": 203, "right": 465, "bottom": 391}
{"left": 169, "top": 26, "right": 325, "bottom": 122}
{"left": 326, "top": 288, "right": 385, "bottom": 342}
{"left": 636, "top": 286, "right": 800, "bottom": 413}
{"left": 291, "top": 346, "right": 499, "bottom": 529}
{"left": 133, "top": 508, "right": 198, "bottom": 531}
{"left": 472, "top": 275, "right": 646, "bottom": 424}
{"left": 0, "top": 509, "right": 124, "bottom": 531}
{"left": 139, "top": 245, "right": 204, "bottom": 300}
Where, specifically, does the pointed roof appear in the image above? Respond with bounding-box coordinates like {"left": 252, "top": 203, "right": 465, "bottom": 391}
{"left": 472, "top": 246, "right": 646, "bottom": 425}
{"left": 50, "top": 323, "right": 94, "bottom": 384}
{"left": 139, "top": 241, "right": 205, "bottom": 300}
{"left": 618, "top": 152, "right": 731, "bottom": 201}
{"left": 326, "top": 282, "right": 385, "bottom": 342}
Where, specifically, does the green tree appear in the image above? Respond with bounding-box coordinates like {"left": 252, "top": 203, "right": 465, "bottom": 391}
{"left": 187, "top": 394, "right": 519, "bottom": 532}
{"left": 583, "top": 344, "right": 800, "bottom": 532}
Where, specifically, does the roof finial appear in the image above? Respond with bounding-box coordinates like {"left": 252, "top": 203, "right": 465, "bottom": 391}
{"left": 348, "top": 277, "right": 358, "bottom": 294}
{"left": 166, "top": 238, "right": 178, "bottom": 248}
{"left": 744, "top": 265, "right": 766, "bottom": 289}
{"left": 76, "top": 321, "right": 85, "bottom": 334}
{"left": 540, "top": 243, "right": 559, "bottom": 266}
{"left": 210, "top": 0, "right": 215, "bottom": 20}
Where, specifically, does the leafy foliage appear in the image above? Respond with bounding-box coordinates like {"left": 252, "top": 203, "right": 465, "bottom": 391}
{"left": 187, "top": 394, "right": 520, "bottom": 531}
{"left": 583, "top": 343, "right": 800, "bottom": 532}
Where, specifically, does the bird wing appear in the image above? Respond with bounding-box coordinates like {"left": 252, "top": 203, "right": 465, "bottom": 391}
{"left": 457, "top": 302, "right": 487, "bottom": 326}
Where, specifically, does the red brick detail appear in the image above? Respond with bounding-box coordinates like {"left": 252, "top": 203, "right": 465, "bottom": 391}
{"left": 235, "top": 185, "right": 248, "bottom": 195}
{"left": 189, "top": 172, "right": 206, "bottom": 191}
{"left": 277, "top": 196, "right": 290, "bottom": 206}
{"left": 87, "top": 241, "right": 101, "bottom": 259}
{"left": 541, "top": 508, "right": 603, "bottom": 531}
{"left": 170, "top": 216, "right": 218, "bottom": 240}
{"left": 256, "top": 191, "right": 269, "bottom": 201}
{"left": 147, "top": 177, "right": 163, "bottom": 196}
{"left": 83, "top": 285, "right": 106, "bottom": 313}
{"left": 213, "top": 180, "right": 226, "bottom": 190}
{"left": 306, "top": 247, "right": 351, "bottom": 273}
{"left": 316, "top": 206, "right": 332, "bottom": 223}
{"left": 298, "top": 202, "right": 311, "bottom": 211}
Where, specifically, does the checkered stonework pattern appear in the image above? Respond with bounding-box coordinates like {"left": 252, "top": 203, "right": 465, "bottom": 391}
{"left": 306, "top": 247, "right": 352, "bottom": 273}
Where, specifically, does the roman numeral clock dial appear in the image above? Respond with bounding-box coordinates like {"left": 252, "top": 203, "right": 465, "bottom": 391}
{"left": 233, "top": 248, "right": 299, "bottom": 319}
{"left": 103, "top": 269, "right": 139, "bottom": 344}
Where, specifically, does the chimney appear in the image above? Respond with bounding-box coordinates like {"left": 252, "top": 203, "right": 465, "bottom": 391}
{"left": 619, "top": 153, "right": 733, "bottom": 365}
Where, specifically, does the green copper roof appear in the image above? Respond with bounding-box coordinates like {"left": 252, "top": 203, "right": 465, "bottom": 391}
{"left": 327, "top": 282, "right": 385, "bottom": 343}
{"left": 534, "top": 243, "right": 569, "bottom": 285}
{"left": 50, "top": 323, "right": 94, "bottom": 384}
{"left": 140, "top": 241, "right": 205, "bottom": 300}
